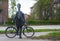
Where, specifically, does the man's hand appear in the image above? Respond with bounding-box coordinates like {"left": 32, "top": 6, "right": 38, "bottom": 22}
{"left": 24, "top": 23, "right": 27, "bottom": 26}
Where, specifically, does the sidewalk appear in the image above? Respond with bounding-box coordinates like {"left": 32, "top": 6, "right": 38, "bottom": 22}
{"left": 0, "top": 25, "right": 60, "bottom": 30}
{"left": 0, "top": 32, "right": 56, "bottom": 41}
{"left": 0, "top": 32, "right": 60, "bottom": 41}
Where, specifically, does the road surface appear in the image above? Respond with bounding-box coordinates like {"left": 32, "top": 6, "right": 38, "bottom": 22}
{"left": 0, "top": 32, "right": 59, "bottom": 41}
{"left": 0, "top": 25, "right": 60, "bottom": 41}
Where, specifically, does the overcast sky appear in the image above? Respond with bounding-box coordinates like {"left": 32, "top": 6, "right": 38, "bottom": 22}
{"left": 9, "top": 0, "right": 37, "bottom": 18}
{"left": 17, "top": 0, "right": 37, "bottom": 15}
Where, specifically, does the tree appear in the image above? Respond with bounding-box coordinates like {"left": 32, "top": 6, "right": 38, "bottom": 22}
{"left": 33, "top": 0, "right": 54, "bottom": 20}
{"left": 56, "top": 7, "right": 60, "bottom": 20}
{"left": 8, "top": 0, "right": 17, "bottom": 18}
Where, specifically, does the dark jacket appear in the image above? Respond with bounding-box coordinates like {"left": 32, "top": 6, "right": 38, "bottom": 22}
{"left": 13, "top": 11, "right": 26, "bottom": 26}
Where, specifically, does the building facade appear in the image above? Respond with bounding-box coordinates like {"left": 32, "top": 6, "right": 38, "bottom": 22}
{"left": 53, "top": 0, "right": 60, "bottom": 20}
{"left": 0, "top": 0, "right": 8, "bottom": 24}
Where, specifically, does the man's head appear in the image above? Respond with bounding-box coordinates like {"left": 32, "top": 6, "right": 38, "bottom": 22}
{"left": 17, "top": 3, "right": 21, "bottom": 10}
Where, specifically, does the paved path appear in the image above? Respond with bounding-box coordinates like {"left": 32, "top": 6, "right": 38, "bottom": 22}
{"left": 0, "top": 25, "right": 60, "bottom": 30}
{"left": 0, "top": 32, "right": 59, "bottom": 41}
{"left": 31, "top": 25, "right": 60, "bottom": 29}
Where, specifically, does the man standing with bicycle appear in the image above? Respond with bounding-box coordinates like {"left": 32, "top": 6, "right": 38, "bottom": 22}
{"left": 13, "top": 3, "right": 26, "bottom": 39}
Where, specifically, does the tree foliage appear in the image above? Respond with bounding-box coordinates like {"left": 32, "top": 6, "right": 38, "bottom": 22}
{"left": 33, "top": 0, "right": 53, "bottom": 20}
{"left": 8, "top": 0, "right": 17, "bottom": 18}
{"left": 56, "top": 7, "right": 60, "bottom": 20}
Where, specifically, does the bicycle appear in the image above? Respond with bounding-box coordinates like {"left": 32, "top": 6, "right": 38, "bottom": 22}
{"left": 5, "top": 24, "right": 35, "bottom": 38}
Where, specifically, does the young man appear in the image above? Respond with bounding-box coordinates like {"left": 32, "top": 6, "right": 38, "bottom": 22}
{"left": 13, "top": 3, "right": 26, "bottom": 39}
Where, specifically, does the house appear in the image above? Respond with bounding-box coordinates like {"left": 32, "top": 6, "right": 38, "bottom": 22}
{"left": 53, "top": 0, "right": 60, "bottom": 13}
{"left": 30, "top": 4, "right": 39, "bottom": 20}
{"left": 0, "top": 0, "right": 8, "bottom": 24}
{"left": 24, "top": 14, "right": 30, "bottom": 20}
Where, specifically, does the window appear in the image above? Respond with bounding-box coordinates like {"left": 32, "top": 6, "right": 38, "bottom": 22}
{"left": 0, "top": 0, "right": 2, "bottom": 4}
{"left": 0, "top": 6, "right": 2, "bottom": 13}
{"left": 57, "top": 4, "right": 60, "bottom": 8}
{"left": 0, "top": 0, "right": 2, "bottom": 13}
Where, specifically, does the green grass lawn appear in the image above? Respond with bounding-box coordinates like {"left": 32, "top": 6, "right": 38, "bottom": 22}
{"left": 34, "top": 29, "right": 60, "bottom": 32}
{"left": 32, "top": 31, "right": 60, "bottom": 40}
{"left": 0, "top": 29, "right": 60, "bottom": 34}
{"left": 0, "top": 30, "right": 5, "bottom": 34}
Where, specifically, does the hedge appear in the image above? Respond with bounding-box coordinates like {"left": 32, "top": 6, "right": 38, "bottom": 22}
{"left": 27, "top": 20, "right": 60, "bottom": 25}
{"left": 5, "top": 20, "right": 60, "bottom": 25}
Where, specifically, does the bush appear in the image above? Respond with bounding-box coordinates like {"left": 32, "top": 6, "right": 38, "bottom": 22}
{"left": 5, "top": 18, "right": 15, "bottom": 25}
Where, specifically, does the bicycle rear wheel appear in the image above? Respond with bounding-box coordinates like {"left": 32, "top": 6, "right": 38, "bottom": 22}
{"left": 5, "top": 26, "right": 17, "bottom": 38}
{"left": 23, "top": 26, "right": 35, "bottom": 38}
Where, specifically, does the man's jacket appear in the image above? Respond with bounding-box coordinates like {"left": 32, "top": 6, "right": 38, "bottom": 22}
{"left": 13, "top": 11, "right": 26, "bottom": 26}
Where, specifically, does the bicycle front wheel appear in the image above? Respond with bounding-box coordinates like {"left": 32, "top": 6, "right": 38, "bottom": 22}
{"left": 5, "top": 26, "right": 17, "bottom": 38}
{"left": 23, "top": 26, "right": 35, "bottom": 38}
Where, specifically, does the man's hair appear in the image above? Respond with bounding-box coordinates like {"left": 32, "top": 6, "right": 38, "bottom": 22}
{"left": 17, "top": 3, "right": 21, "bottom": 8}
